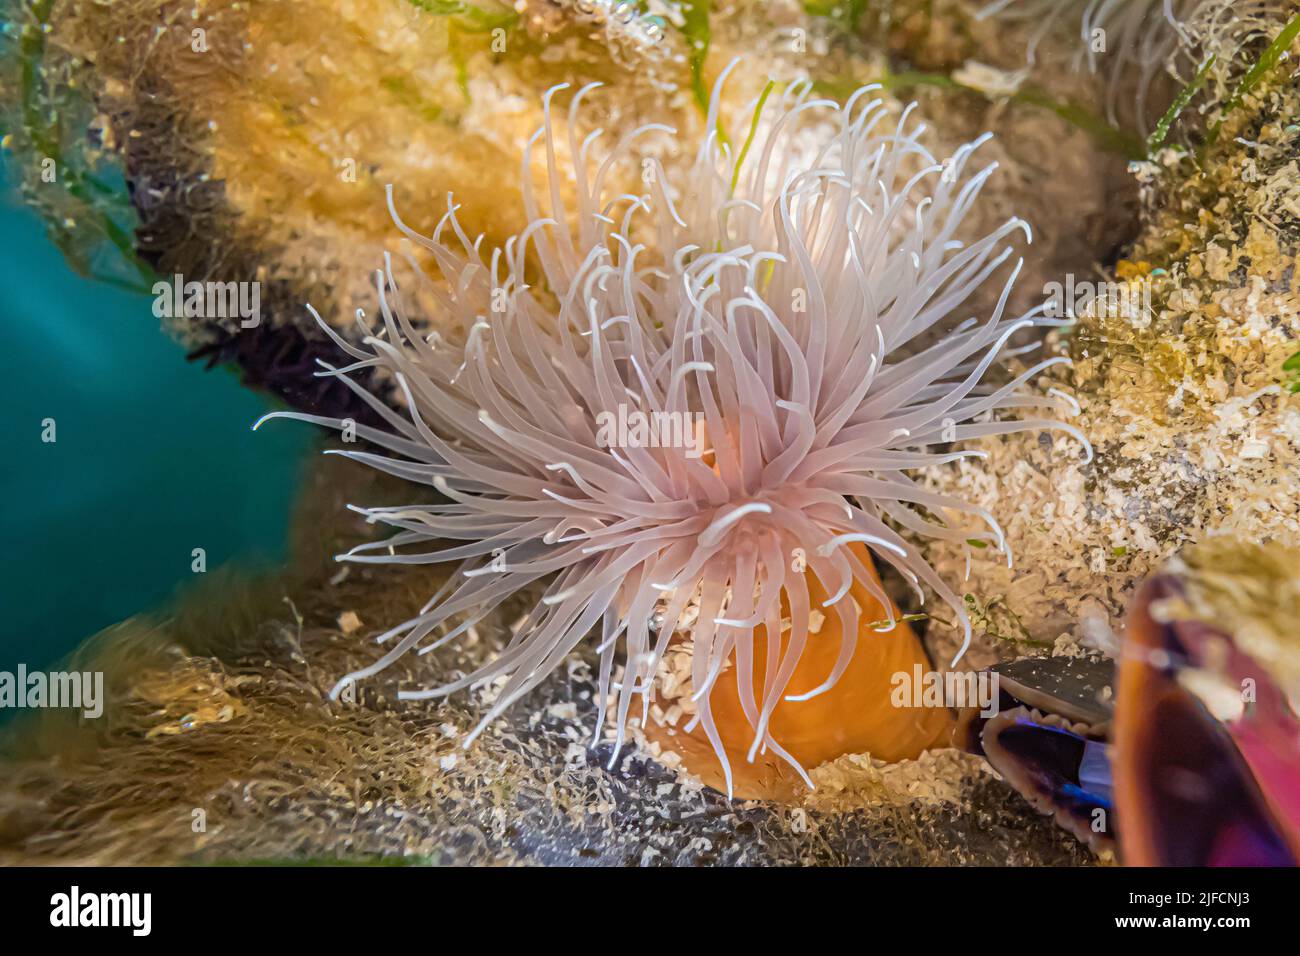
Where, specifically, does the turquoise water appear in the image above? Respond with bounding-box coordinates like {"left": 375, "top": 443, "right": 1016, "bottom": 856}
{"left": 0, "top": 175, "right": 314, "bottom": 673}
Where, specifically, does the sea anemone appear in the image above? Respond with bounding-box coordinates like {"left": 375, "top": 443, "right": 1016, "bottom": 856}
{"left": 977, "top": 0, "right": 1190, "bottom": 125}
{"left": 256, "top": 64, "right": 1089, "bottom": 796}
{"left": 977, "top": 0, "right": 1188, "bottom": 65}
{"left": 978, "top": 0, "right": 1295, "bottom": 129}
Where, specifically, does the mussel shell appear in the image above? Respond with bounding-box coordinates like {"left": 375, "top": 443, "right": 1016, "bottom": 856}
{"left": 1115, "top": 574, "right": 1299, "bottom": 866}
{"left": 955, "top": 654, "right": 1117, "bottom": 853}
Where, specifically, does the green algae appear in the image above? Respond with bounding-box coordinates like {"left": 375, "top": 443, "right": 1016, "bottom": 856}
{"left": 2, "top": 0, "right": 154, "bottom": 293}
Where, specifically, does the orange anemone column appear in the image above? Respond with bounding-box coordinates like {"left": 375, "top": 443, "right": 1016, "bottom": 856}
{"left": 643, "top": 542, "right": 953, "bottom": 799}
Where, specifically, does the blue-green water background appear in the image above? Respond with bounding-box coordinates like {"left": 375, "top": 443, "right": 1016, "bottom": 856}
{"left": 0, "top": 170, "right": 314, "bottom": 674}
